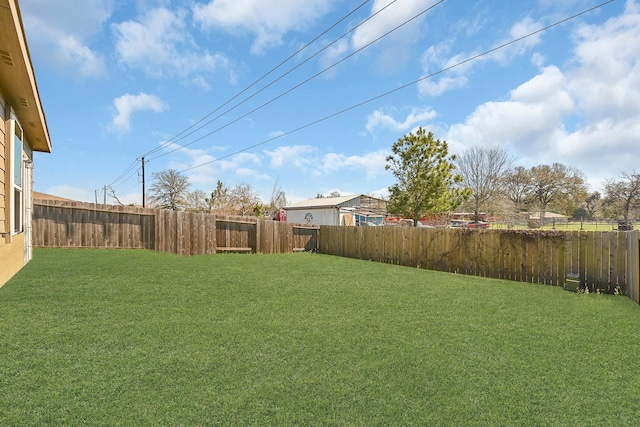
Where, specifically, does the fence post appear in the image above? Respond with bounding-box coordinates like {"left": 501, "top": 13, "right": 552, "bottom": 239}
{"left": 255, "top": 220, "right": 261, "bottom": 254}
{"left": 626, "top": 230, "right": 639, "bottom": 303}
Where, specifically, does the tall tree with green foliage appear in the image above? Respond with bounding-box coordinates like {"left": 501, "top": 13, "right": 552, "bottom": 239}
{"left": 148, "top": 169, "right": 191, "bottom": 211}
{"left": 602, "top": 171, "right": 640, "bottom": 221}
{"left": 529, "top": 163, "right": 587, "bottom": 223}
{"left": 385, "top": 128, "right": 470, "bottom": 225}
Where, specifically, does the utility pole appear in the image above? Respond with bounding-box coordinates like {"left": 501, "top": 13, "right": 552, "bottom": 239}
{"left": 103, "top": 185, "right": 107, "bottom": 205}
{"left": 141, "top": 156, "right": 146, "bottom": 208}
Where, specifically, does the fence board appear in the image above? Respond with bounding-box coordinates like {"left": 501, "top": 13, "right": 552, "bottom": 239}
{"left": 626, "top": 231, "right": 639, "bottom": 303}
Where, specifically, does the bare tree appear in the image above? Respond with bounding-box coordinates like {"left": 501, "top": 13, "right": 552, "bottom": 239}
{"left": 148, "top": 169, "right": 191, "bottom": 210}
{"left": 503, "top": 166, "right": 533, "bottom": 215}
{"left": 456, "top": 146, "right": 513, "bottom": 223}
{"left": 602, "top": 171, "right": 640, "bottom": 221}
{"left": 207, "top": 180, "right": 234, "bottom": 214}
{"left": 108, "top": 186, "right": 125, "bottom": 206}
{"left": 230, "top": 183, "right": 261, "bottom": 217}
{"left": 268, "top": 178, "right": 287, "bottom": 219}
{"left": 186, "top": 189, "right": 208, "bottom": 213}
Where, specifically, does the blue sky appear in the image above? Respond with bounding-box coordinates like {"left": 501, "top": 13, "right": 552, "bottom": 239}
{"left": 20, "top": 0, "right": 640, "bottom": 205}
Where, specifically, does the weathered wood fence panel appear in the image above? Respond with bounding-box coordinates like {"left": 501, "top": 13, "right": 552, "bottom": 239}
{"left": 318, "top": 226, "right": 640, "bottom": 302}
{"left": 31, "top": 200, "right": 640, "bottom": 303}
{"left": 32, "top": 201, "right": 155, "bottom": 250}
{"left": 32, "top": 200, "right": 316, "bottom": 256}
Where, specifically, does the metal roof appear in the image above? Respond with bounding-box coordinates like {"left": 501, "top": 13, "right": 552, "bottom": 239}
{"left": 284, "top": 195, "right": 360, "bottom": 209}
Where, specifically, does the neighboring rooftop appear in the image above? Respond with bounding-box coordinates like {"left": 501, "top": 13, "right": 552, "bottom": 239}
{"left": 285, "top": 195, "right": 360, "bottom": 209}
{"left": 33, "top": 191, "right": 74, "bottom": 202}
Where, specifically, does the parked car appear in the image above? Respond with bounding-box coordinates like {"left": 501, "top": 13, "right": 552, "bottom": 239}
{"left": 450, "top": 220, "right": 489, "bottom": 229}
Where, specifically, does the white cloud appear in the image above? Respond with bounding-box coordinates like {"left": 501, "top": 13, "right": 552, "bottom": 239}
{"left": 351, "top": 0, "right": 432, "bottom": 50}
{"left": 568, "top": 1, "right": 640, "bottom": 122}
{"left": 319, "top": 150, "right": 388, "bottom": 179}
{"left": 444, "top": 2, "right": 640, "bottom": 189}
{"left": 113, "top": 7, "right": 232, "bottom": 83}
{"left": 21, "top": 0, "right": 110, "bottom": 78}
{"left": 418, "top": 44, "right": 476, "bottom": 97}
{"left": 368, "top": 186, "right": 390, "bottom": 200}
{"left": 263, "top": 145, "right": 317, "bottom": 168}
{"left": 446, "top": 65, "right": 573, "bottom": 158}
{"left": 366, "top": 107, "right": 438, "bottom": 133}
{"left": 112, "top": 93, "right": 167, "bottom": 133}
{"left": 349, "top": 0, "right": 434, "bottom": 71}
{"left": 319, "top": 39, "right": 349, "bottom": 76}
{"left": 488, "top": 16, "right": 543, "bottom": 64}
{"left": 164, "top": 142, "right": 266, "bottom": 187}
{"left": 419, "top": 76, "right": 468, "bottom": 97}
{"left": 193, "top": 0, "right": 335, "bottom": 54}
{"left": 418, "top": 16, "right": 543, "bottom": 97}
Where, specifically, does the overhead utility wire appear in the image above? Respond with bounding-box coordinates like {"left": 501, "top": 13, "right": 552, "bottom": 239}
{"left": 141, "top": 0, "right": 373, "bottom": 158}
{"left": 148, "top": 0, "right": 401, "bottom": 155}
{"left": 106, "top": 0, "right": 373, "bottom": 188}
{"left": 116, "top": 165, "right": 142, "bottom": 189}
{"left": 108, "top": 158, "right": 139, "bottom": 188}
{"left": 178, "top": 0, "right": 614, "bottom": 174}
{"left": 149, "top": 0, "right": 444, "bottom": 161}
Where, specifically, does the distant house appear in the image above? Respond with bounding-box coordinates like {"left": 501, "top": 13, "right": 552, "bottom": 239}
{"left": 1, "top": 0, "right": 52, "bottom": 286}
{"left": 284, "top": 194, "right": 388, "bottom": 226}
{"left": 529, "top": 212, "right": 568, "bottom": 227}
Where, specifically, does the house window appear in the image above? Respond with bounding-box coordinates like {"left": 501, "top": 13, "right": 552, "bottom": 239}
{"left": 12, "top": 121, "right": 23, "bottom": 233}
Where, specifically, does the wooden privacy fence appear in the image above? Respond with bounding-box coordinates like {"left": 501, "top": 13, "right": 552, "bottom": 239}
{"left": 32, "top": 200, "right": 318, "bottom": 256}
{"left": 318, "top": 226, "right": 640, "bottom": 303}
{"left": 32, "top": 200, "right": 640, "bottom": 303}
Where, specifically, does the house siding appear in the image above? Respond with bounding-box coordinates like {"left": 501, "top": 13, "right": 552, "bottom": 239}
{"left": 0, "top": 0, "right": 50, "bottom": 287}
{"left": 0, "top": 95, "right": 29, "bottom": 287}
{"left": 0, "top": 232, "right": 23, "bottom": 286}
{"left": 0, "top": 95, "right": 6, "bottom": 241}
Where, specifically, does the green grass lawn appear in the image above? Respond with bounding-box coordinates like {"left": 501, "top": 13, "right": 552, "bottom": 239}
{"left": 2, "top": 249, "right": 640, "bottom": 426}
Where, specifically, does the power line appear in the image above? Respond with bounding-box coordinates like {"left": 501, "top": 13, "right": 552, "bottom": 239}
{"left": 110, "top": 164, "right": 141, "bottom": 190}
{"left": 148, "top": 0, "right": 444, "bottom": 161}
{"left": 141, "top": 0, "right": 375, "bottom": 159}
{"left": 107, "top": 0, "right": 379, "bottom": 190}
{"left": 108, "top": 158, "right": 139, "bottom": 188}
{"left": 146, "top": 0, "right": 402, "bottom": 157}
{"left": 177, "top": 0, "right": 615, "bottom": 174}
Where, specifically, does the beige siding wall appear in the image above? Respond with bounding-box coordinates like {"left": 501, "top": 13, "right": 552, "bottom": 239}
{"left": 0, "top": 94, "right": 6, "bottom": 245}
{"left": 0, "top": 94, "right": 32, "bottom": 288}
{"left": 0, "top": 232, "right": 24, "bottom": 287}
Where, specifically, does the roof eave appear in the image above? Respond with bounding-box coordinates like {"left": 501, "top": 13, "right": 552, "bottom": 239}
{"left": 0, "top": 0, "right": 51, "bottom": 153}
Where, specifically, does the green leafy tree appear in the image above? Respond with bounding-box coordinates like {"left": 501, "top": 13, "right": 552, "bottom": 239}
{"left": 148, "top": 169, "right": 191, "bottom": 211}
{"left": 585, "top": 191, "right": 601, "bottom": 219}
{"left": 385, "top": 128, "right": 471, "bottom": 225}
{"left": 529, "top": 163, "right": 587, "bottom": 224}
{"left": 602, "top": 171, "right": 640, "bottom": 220}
